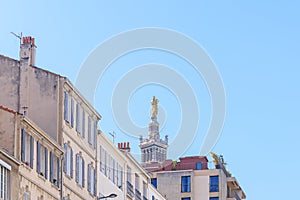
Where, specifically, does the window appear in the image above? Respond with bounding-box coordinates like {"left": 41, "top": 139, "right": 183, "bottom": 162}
{"left": 196, "top": 162, "right": 202, "bottom": 170}
{"left": 88, "top": 164, "right": 96, "bottom": 196}
{"left": 21, "top": 129, "right": 34, "bottom": 168}
{"left": 151, "top": 178, "right": 157, "bottom": 188}
{"left": 209, "top": 198, "right": 219, "bottom": 200}
{"left": 181, "top": 176, "right": 191, "bottom": 193}
{"left": 64, "top": 91, "right": 69, "bottom": 122}
{"left": 143, "top": 181, "right": 147, "bottom": 198}
{"left": 99, "top": 146, "right": 105, "bottom": 173}
{"left": 127, "top": 167, "right": 132, "bottom": 183}
{"left": 210, "top": 176, "right": 219, "bottom": 192}
{"left": 50, "top": 152, "right": 60, "bottom": 187}
{"left": 0, "top": 160, "right": 11, "bottom": 200}
{"left": 135, "top": 174, "right": 140, "bottom": 191}
{"left": 104, "top": 150, "right": 107, "bottom": 176}
{"left": 76, "top": 153, "right": 85, "bottom": 187}
{"left": 88, "top": 118, "right": 97, "bottom": 148}
{"left": 182, "top": 198, "right": 191, "bottom": 200}
{"left": 63, "top": 143, "right": 73, "bottom": 178}
{"left": 117, "top": 164, "right": 123, "bottom": 189}
{"left": 36, "top": 141, "right": 48, "bottom": 179}
{"left": 23, "top": 191, "right": 30, "bottom": 200}
{"left": 112, "top": 159, "right": 116, "bottom": 184}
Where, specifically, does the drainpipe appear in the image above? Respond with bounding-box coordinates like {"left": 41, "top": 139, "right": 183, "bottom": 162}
{"left": 60, "top": 153, "right": 64, "bottom": 200}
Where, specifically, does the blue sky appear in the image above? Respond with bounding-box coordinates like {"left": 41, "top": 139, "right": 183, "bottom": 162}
{"left": 1, "top": 1, "right": 300, "bottom": 199}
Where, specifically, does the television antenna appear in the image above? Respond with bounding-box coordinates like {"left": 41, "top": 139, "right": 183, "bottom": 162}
{"left": 109, "top": 131, "right": 116, "bottom": 144}
{"left": 10, "top": 32, "right": 22, "bottom": 45}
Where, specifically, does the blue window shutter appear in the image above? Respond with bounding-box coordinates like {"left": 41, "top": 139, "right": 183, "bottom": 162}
{"left": 57, "top": 157, "right": 60, "bottom": 188}
{"left": 93, "top": 168, "right": 97, "bottom": 196}
{"left": 70, "top": 148, "right": 73, "bottom": 178}
{"left": 36, "top": 141, "right": 41, "bottom": 173}
{"left": 75, "top": 154, "right": 79, "bottom": 183}
{"left": 21, "top": 129, "right": 26, "bottom": 162}
{"left": 82, "top": 111, "right": 85, "bottom": 137}
{"left": 88, "top": 165, "right": 91, "bottom": 192}
{"left": 82, "top": 158, "right": 85, "bottom": 187}
{"left": 50, "top": 152, "right": 54, "bottom": 182}
{"left": 76, "top": 104, "right": 80, "bottom": 133}
{"left": 71, "top": 98, "right": 74, "bottom": 127}
{"left": 30, "top": 135, "right": 34, "bottom": 168}
{"left": 63, "top": 143, "right": 67, "bottom": 173}
{"left": 45, "top": 148, "right": 48, "bottom": 179}
{"left": 88, "top": 117, "right": 91, "bottom": 144}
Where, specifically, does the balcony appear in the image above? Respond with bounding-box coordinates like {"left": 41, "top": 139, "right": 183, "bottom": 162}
{"left": 227, "top": 192, "right": 242, "bottom": 200}
{"left": 135, "top": 189, "right": 141, "bottom": 200}
{"left": 143, "top": 196, "right": 148, "bottom": 200}
{"left": 227, "top": 177, "right": 246, "bottom": 199}
{"left": 127, "top": 181, "right": 134, "bottom": 198}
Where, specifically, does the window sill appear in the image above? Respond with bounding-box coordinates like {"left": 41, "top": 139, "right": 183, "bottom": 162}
{"left": 38, "top": 173, "right": 47, "bottom": 181}
{"left": 76, "top": 182, "right": 85, "bottom": 189}
{"left": 64, "top": 173, "right": 73, "bottom": 180}
{"left": 22, "top": 162, "right": 32, "bottom": 170}
{"left": 51, "top": 182, "right": 60, "bottom": 190}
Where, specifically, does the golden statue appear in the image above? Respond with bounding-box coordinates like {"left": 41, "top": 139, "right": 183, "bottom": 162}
{"left": 210, "top": 152, "right": 220, "bottom": 165}
{"left": 151, "top": 96, "right": 159, "bottom": 118}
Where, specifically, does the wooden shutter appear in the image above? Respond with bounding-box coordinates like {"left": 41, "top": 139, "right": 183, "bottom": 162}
{"left": 21, "top": 129, "right": 26, "bottom": 162}
{"left": 36, "top": 141, "right": 41, "bottom": 173}
{"left": 75, "top": 154, "right": 79, "bottom": 183}
{"left": 45, "top": 148, "right": 48, "bottom": 179}
{"left": 87, "top": 165, "right": 91, "bottom": 192}
{"left": 63, "top": 143, "right": 67, "bottom": 173}
{"left": 82, "top": 158, "right": 85, "bottom": 187}
{"left": 50, "top": 152, "right": 54, "bottom": 182}
{"left": 30, "top": 135, "right": 34, "bottom": 168}
{"left": 70, "top": 148, "right": 73, "bottom": 178}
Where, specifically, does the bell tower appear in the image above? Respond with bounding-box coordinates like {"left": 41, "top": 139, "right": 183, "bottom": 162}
{"left": 139, "top": 96, "right": 168, "bottom": 164}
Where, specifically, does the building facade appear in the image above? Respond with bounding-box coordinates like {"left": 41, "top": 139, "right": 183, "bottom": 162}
{"left": 0, "top": 36, "right": 166, "bottom": 200}
{"left": 150, "top": 154, "right": 246, "bottom": 200}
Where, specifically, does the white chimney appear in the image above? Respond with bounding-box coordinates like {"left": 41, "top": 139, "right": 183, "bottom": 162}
{"left": 20, "top": 36, "right": 36, "bottom": 66}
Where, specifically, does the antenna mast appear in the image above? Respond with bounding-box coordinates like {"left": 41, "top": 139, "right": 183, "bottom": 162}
{"left": 10, "top": 32, "right": 22, "bottom": 45}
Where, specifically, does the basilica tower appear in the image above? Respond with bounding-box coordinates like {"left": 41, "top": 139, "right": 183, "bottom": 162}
{"left": 139, "top": 96, "right": 168, "bottom": 164}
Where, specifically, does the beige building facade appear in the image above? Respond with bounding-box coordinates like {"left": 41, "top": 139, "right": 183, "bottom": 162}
{"left": 149, "top": 155, "right": 246, "bottom": 200}
{"left": 98, "top": 131, "right": 166, "bottom": 200}
{"left": 0, "top": 36, "right": 166, "bottom": 200}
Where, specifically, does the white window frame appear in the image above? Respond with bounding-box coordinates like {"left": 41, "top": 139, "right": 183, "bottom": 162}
{"left": 0, "top": 160, "right": 11, "bottom": 200}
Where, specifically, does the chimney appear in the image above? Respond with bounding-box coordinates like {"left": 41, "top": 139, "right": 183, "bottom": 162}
{"left": 118, "top": 142, "right": 131, "bottom": 153}
{"left": 20, "top": 36, "right": 37, "bottom": 66}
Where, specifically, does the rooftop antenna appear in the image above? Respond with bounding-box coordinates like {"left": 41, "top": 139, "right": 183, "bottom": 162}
{"left": 10, "top": 32, "right": 22, "bottom": 45}
{"left": 109, "top": 131, "right": 116, "bottom": 144}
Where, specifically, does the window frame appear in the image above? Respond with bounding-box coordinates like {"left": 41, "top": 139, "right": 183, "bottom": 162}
{"left": 181, "top": 176, "right": 191, "bottom": 193}
{"left": 209, "top": 176, "right": 219, "bottom": 192}
{"left": 75, "top": 153, "right": 85, "bottom": 187}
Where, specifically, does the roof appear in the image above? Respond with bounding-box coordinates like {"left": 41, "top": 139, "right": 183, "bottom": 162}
{"left": 0, "top": 105, "right": 18, "bottom": 114}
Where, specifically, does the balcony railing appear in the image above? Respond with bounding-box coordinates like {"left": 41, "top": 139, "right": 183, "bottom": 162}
{"left": 135, "top": 189, "right": 141, "bottom": 200}
{"left": 234, "top": 191, "right": 241, "bottom": 200}
{"left": 127, "top": 181, "right": 134, "bottom": 198}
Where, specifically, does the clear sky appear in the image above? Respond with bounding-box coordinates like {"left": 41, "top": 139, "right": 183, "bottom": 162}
{"left": 1, "top": 1, "right": 300, "bottom": 199}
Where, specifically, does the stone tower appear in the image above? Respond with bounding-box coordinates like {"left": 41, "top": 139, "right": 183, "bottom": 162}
{"left": 139, "top": 96, "right": 168, "bottom": 164}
